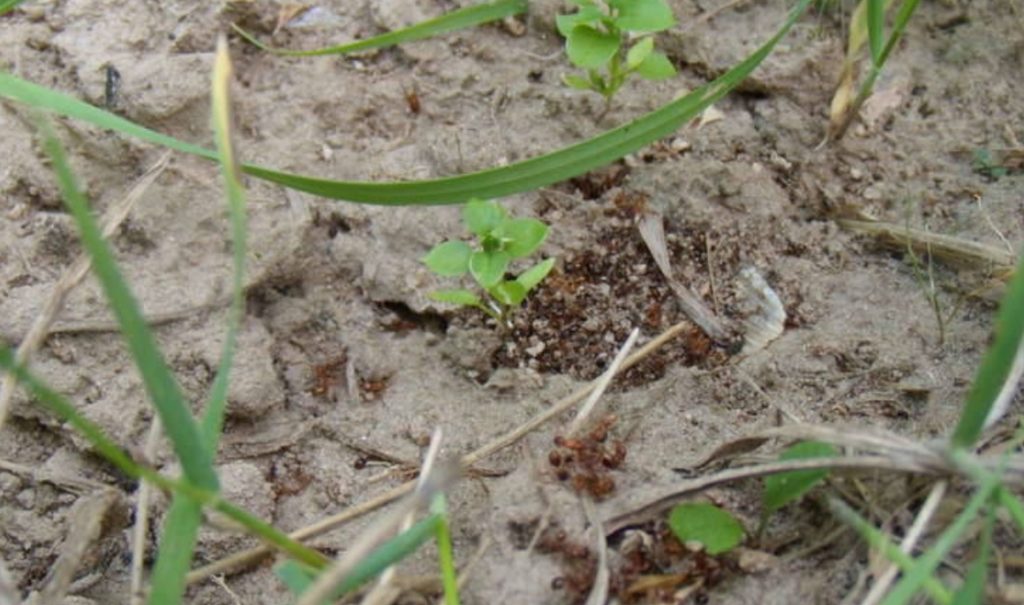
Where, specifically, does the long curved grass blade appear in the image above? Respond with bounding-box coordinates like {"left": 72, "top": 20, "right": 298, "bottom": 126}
{"left": 233, "top": 0, "right": 526, "bottom": 57}
{"left": 951, "top": 504, "right": 994, "bottom": 605}
{"left": 951, "top": 250, "right": 1024, "bottom": 448}
{"left": 0, "top": 349, "right": 328, "bottom": 570}
{"left": 0, "top": 0, "right": 812, "bottom": 205}
{"left": 149, "top": 36, "right": 250, "bottom": 605}
{"left": 32, "top": 116, "right": 219, "bottom": 491}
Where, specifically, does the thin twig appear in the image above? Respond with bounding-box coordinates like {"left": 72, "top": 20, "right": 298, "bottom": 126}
{"left": 0, "top": 152, "right": 169, "bottom": 430}
{"left": 567, "top": 328, "right": 638, "bottom": 437}
{"left": 187, "top": 320, "right": 693, "bottom": 583}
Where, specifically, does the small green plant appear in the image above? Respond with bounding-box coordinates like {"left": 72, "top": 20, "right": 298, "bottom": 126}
{"left": 422, "top": 199, "right": 555, "bottom": 326}
{"left": 557, "top": 0, "right": 677, "bottom": 110}
{"left": 971, "top": 148, "right": 1008, "bottom": 181}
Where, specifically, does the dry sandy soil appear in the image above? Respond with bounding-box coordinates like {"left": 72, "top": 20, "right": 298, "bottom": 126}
{"left": 1, "top": 0, "right": 1022, "bottom": 603}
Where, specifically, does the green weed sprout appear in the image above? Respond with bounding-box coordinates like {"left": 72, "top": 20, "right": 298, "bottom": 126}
{"left": 557, "top": 0, "right": 677, "bottom": 110}
{"left": 423, "top": 199, "right": 555, "bottom": 327}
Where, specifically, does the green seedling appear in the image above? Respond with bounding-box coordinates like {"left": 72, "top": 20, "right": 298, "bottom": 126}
{"left": 557, "top": 0, "right": 677, "bottom": 111}
{"left": 971, "top": 148, "right": 1008, "bottom": 181}
{"left": 423, "top": 199, "right": 555, "bottom": 327}
{"left": 667, "top": 502, "right": 744, "bottom": 555}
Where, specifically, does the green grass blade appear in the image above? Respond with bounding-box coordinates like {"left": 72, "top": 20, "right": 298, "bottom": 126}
{"left": 33, "top": 116, "right": 218, "bottom": 490}
{"left": 950, "top": 504, "right": 994, "bottom": 605}
{"left": 951, "top": 251, "right": 1024, "bottom": 448}
{"left": 0, "top": 0, "right": 26, "bottom": 16}
{"left": 0, "top": 351, "right": 328, "bottom": 571}
{"left": 882, "top": 480, "right": 998, "bottom": 605}
{"left": 0, "top": 0, "right": 813, "bottom": 205}
{"left": 997, "top": 487, "right": 1024, "bottom": 533}
{"left": 316, "top": 514, "right": 443, "bottom": 600}
{"left": 233, "top": 0, "right": 526, "bottom": 57}
{"left": 875, "top": 0, "right": 920, "bottom": 69}
{"left": 150, "top": 37, "right": 251, "bottom": 605}
{"left": 865, "top": 0, "right": 885, "bottom": 64}
{"left": 432, "top": 495, "right": 460, "bottom": 605}
{"left": 829, "top": 498, "right": 952, "bottom": 605}
{"left": 200, "top": 35, "right": 247, "bottom": 451}
{"left": 148, "top": 500, "right": 203, "bottom": 605}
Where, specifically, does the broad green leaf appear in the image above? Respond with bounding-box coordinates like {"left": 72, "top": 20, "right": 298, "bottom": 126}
{"left": 234, "top": 0, "right": 527, "bottom": 57}
{"left": 463, "top": 199, "right": 506, "bottom": 237}
{"left": 556, "top": 6, "right": 603, "bottom": 37}
{"left": 0, "top": 0, "right": 813, "bottom": 205}
{"left": 667, "top": 502, "right": 744, "bottom": 555}
{"left": 423, "top": 241, "right": 473, "bottom": 276}
{"left": 610, "top": 0, "right": 676, "bottom": 32}
{"left": 763, "top": 441, "right": 837, "bottom": 513}
{"left": 491, "top": 280, "right": 527, "bottom": 306}
{"left": 430, "top": 289, "right": 483, "bottom": 307}
{"left": 635, "top": 50, "right": 676, "bottom": 80}
{"left": 562, "top": 73, "right": 595, "bottom": 90}
{"left": 516, "top": 258, "right": 555, "bottom": 293}
{"left": 470, "top": 250, "right": 510, "bottom": 288}
{"left": 566, "top": 25, "right": 620, "bottom": 69}
{"left": 498, "top": 218, "right": 549, "bottom": 258}
{"left": 626, "top": 37, "right": 654, "bottom": 70}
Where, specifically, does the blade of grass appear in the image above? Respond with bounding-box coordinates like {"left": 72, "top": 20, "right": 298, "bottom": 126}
{"left": 33, "top": 116, "right": 218, "bottom": 491}
{"left": 233, "top": 0, "right": 526, "bottom": 57}
{"left": 829, "top": 498, "right": 953, "bottom": 605}
{"left": 866, "top": 0, "right": 885, "bottom": 64}
{"left": 950, "top": 503, "right": 994, "bottom": 605}
{"left": 951, "top": 244, "right": 1024, "bottom": 448}
{"left": 0, "top": 349, "right": 329, "bottom": 570}
{"left": 433, "top": 495, "right": 460, "bottom": 605}
{"left": 148, "top": 36, "right": 250, "bottom": 605}
{"left": 0, "top": 0, "right": 813, "bottom": 204}
{"left": 0, "top": 0, "right": 26, "bottom": 16}
{"left": 881, "top": 478, "right": 999, "bottom": 605}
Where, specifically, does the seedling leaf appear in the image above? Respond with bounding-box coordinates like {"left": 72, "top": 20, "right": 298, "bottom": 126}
{"left": 424, "top": 241, "right": 472, "bottom": 276}
{"left": 276, "top": 561, "right": 316, "bottom": 596}
{"left": 470, "top": 250, "right": 509, "bottom": 288}
{"left": 626, "top": 37, "right": 654, "bottom": 70}
{"left": 567, "top": 25, "right": 620, "bottom": 69}
{"left": 517, "top": 258, "right": 555, "bottom": 292}
{"left": 463, "top": 199, "right": 506, "bottom": 237}
{"left": 491, "top": 280, "right": 527, "bottom": 306}
{"left": 499, "top": 218, "right": 549, "bottom": 258}
{"left": 763, "top": 441, "right": 837, "bottom": 513}
{"left": 668, "top": 502, "right": 744, "bottom": 555}
{"left": 610, "top": 0, "right": 676, "bottom": 32}
{"left": 556, "top": 6, "right": 603, "bottom": 37}
{"left": 635, "top": 50, "right": 675, "bottom": 80}
{"left": 430, "top": 289, "right": 483, "bottom": 307}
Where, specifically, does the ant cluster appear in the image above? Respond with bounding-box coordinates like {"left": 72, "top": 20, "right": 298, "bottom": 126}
{"left": 548, "top": 414, "right": 627, "bottom": 500}
{"left": 535, "top": 523, "right": 598, "bottom": 604}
